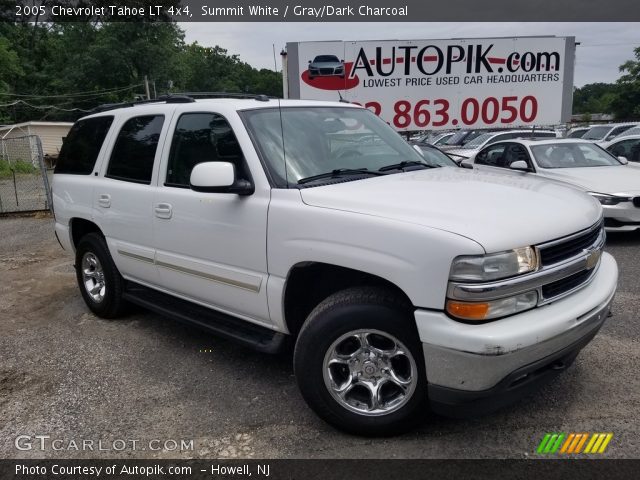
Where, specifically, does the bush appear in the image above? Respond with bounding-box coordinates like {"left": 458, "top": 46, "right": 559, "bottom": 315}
{"left": 0, "top": 159, "right": 37, "bottom": 178}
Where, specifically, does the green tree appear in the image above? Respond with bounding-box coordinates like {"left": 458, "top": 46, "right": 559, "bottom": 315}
{"left": 0, "top": 36, "right": 22, "bottom": 92}
{"left": 0, "top": 19, "right": 282, "bottom": 123}
{"left": 572, "top": 83, "right": 619, "bottom": 115}
{"left": 610, "top": 47, "right": 640, "bottom": 120}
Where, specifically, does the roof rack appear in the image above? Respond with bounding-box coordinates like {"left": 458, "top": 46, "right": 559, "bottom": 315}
{"left": 176, "top": 92, "right": 275, "bottom": 101}
{"left": 91, "top": 92, "right": 275, "bottom": 113}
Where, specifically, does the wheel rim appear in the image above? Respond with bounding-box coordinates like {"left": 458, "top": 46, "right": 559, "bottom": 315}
{"left": 322, "top": 329, "right": 418, "bottom": 416}
{"left": 81, "top": 252, "right": 106, "bottom": 303}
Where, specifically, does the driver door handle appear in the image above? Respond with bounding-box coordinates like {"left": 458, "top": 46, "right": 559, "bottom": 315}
{"left": 154, "top": 203, "right": 172, "bottom": 219}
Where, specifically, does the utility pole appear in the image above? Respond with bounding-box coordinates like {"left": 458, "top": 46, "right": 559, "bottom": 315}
{"left": 144, "top": 76, "right": 151, "bottom": 100}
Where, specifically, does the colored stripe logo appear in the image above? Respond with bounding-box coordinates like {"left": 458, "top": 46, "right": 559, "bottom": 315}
{"left": 537, "top": 433, "right": 613, "bottom": 454}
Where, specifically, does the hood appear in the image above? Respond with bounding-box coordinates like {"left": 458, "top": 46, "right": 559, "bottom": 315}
{"left": 299, "top": 168, "right": 602, "bottom": 252}
{"left": 538, "top": 165, "right": 640, "bottom": 195}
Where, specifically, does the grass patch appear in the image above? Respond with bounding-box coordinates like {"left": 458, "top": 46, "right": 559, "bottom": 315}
{"left": 0, "top": 159, "right": 38, "bottom": 178}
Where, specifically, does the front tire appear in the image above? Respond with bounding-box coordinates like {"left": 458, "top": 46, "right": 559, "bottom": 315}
{"left": 294, "top": 287, "right": 427, "bottom": 436}
{"left": 75, "top": 233, "right": 127, "bottom": 319}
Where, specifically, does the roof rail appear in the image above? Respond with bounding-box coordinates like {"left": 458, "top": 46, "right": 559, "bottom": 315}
{"left": 91, "top": 95, "right": 193, "bottom": 113}
{"left": 174, "top": 92, "right": 275, "bottom": 101}
{"left": 91, "top": 92, "right": 276, "bottom": 113}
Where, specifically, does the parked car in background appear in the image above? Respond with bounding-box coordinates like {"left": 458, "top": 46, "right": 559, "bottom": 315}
{"left": 446, "top": 129, "right": 556, "bottom": 162}
{"left": 464, "top": 138, "right": 640, "bottom": 231}
{"left": 601, "top": 135, "right": 640, "bottom": 163}
{"left": 565, "top": 126, "right": 593, "bottom": 139}
{"left": 410, "top": 143, "right": 460, "bottom": 167}
{"left": 415, "top": 131, "right": 455, "bottom": 146}
{"left": 582, "top": 123, "right": 639, "bottom": 143}
{"left": 439, "top": 129, "right": 491, "bottom": 150}
{"left": 607, "top": 125, "right": 640, "bottom": 139}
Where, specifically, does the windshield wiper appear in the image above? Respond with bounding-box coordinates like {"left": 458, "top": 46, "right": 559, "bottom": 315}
{"left": 378, "top": 160, "right": 440, "bottom": 172}
{"left": 297, "top": 168, "right": 385, "bottom": 185}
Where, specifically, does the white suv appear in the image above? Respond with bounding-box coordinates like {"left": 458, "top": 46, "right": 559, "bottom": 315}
{"left": 52, "top": 96, "right": 618, "bottom": 435}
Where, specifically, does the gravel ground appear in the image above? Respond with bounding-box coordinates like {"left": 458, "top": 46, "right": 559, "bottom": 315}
{"left": 0, "top": 215, "right": 638, "bottom": 459}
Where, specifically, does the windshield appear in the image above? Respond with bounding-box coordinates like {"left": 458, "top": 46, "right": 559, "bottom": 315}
{"left": 444, "top": 130, "right": 468, "bottom": 145}
{"left": 531, "top": 142, "right": 623, "bottom": 168}
{"left": 313, "top": 55, "right": 340, "bottom": 63}
{"left": 416, "top": 146, "right": 457, "bottom": 166}
{"left": 582, "top": 126, "right": 611, "bottom": 140}
{"left": 567, "top": 128, "right": 588, "bottom": 138}
{"left": 460, "top": 132, "right": 494, "bottom": 149}
{"left": 616, "top": 126, "right": 640, "bottom": 139}
{"left": 241, "top": 106, "right": 425, "bottom": 186}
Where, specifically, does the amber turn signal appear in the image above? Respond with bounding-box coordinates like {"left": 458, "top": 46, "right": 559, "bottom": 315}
{"left": 446, "top": 300, "right": 490, "bottom": 321}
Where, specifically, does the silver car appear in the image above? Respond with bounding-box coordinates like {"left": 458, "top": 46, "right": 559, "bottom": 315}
{"left": 308, "top": 55, "right": 345, "bottom": 79}
{"left": 468, "top": 138, "right": 640, "bottom": 232}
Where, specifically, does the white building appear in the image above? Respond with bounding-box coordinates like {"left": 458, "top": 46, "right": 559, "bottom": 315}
{"left": 0, "top": 121, "right": 73, "bottom": 157}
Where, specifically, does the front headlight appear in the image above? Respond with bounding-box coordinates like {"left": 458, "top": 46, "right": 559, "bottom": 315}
{"left": 449, "top": 246, "right": 538, "bottom": 282}
{"left": 588, "top": 192, "right": 630, "bottom": 206}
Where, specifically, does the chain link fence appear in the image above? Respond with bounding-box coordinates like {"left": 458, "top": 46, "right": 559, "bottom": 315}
{"left": 0, "top": 135, "right": 53, "bottom": 213}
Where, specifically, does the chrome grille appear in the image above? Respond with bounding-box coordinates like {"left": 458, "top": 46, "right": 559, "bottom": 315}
{"left": 541, "top": 269, "right": 593, "bottom": 299}
{"left": 446, "top": 219, "right": 605, "bottom": 312}
{"left": 538, "top": 221, "right": 604, "bottom": 267}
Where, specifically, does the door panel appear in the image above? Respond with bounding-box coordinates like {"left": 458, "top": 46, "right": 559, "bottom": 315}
{"left": 153, "top": 187, "right": 270, "bottom": 325}
{"left": 152, "top": 112, "right": 271, "bottom": 326}
{"left": 94, "top": 113, "right": 168, "bottom": 285}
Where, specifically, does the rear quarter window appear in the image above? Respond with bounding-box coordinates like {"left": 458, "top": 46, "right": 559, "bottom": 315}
{"left": 54, "top": 116, "right": 114, "bottom": 175}
{"left": 106, "top": 115, "right": 164, "bottom": 184}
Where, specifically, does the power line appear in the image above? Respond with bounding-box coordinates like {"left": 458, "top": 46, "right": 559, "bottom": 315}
{"left": 0, "top": 99, "right": 94, "bottom": 112}
{"left": 0, "top": 84, "right": 145, "bottom": 98}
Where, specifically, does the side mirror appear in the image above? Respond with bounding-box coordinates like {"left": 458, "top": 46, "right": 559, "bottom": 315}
{"left": 510, "top": 160, "right": 529, "bottom": 171}
{"left": 308, "top": 60, "right": 311, "bottom": 63}
{"left": 618, "top": 156, "right": 629, "bottom": 164}
{"left": 190, "top": 162, "right": 254, "bottom": 195}
{"left": 340, "top": 59, "right": 344, "bottom": 63}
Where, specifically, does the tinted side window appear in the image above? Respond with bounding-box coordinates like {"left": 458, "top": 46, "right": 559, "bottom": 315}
{"left": 166, "top": 113, "right": 246, "bottom": 187}
{"left": 503, "top": 144, "right": 532, "bottom": 168}
{"left": 475, "top": 144, "right": 507, "bottom": 166}
{"left": 106, "top": 115, "right": 164, "bottom": 184}
{"left": 609, "top": 125, "right": 633, "bottom": 138}
{"left": 609, "top": 139, "right": 640, "bottom": 162}
{"left": 55, "top": 116, "right": 114, "bottom": 174}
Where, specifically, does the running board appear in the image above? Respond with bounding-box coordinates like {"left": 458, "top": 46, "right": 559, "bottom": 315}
{"left": 123, "top": 282, "right": 286, "bottom": 354}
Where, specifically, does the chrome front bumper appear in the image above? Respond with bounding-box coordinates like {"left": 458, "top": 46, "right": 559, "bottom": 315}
{"left": 416, "top": 252, "right": 618, "bottom": 394}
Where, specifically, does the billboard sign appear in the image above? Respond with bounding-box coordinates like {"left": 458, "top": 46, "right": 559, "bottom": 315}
{"left": 286, "top": 37, "right": 575, "bottom": 130}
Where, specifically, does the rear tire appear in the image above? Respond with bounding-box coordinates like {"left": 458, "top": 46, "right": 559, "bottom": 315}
{"left": 294, "top": 287, "right": 427, "bottom": 436}
{"left": 75, "top": 233, "right": 127, "bottom": 319}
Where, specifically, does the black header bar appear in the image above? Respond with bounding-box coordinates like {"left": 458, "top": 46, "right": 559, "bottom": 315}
{"left": 4, "top": 0, "right": 640, "bottom": 22}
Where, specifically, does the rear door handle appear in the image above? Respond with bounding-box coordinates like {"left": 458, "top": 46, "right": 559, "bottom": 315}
{"left": 98, "top": 194, "right": 111, "bottom": 208}
{"left": 154, "top": 202, "right": 172, "bottom": 219}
